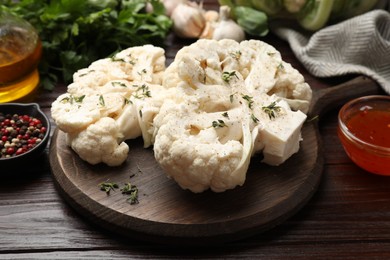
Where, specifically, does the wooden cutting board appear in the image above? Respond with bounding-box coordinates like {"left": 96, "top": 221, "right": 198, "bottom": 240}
{"left": 49, "top": 76, "right": 380, "bottom": 245}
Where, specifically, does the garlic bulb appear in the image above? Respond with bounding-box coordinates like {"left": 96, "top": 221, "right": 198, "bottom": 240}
{"left": 171, "top": 2, "right": 206, "bottom": 38}
{"left": 162, "top": 0, "right": 188, "bottom": 16}
{"left": 202, "top": 6, "right": 246, "bottom": 42}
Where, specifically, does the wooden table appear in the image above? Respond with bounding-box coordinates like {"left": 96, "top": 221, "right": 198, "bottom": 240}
{"left": 2, "top": 1, "right": 390, "bottom": 259}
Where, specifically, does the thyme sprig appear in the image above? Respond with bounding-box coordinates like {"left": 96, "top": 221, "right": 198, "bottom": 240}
{"left": 262, "top": 101, "right": 281, "bottom": 119}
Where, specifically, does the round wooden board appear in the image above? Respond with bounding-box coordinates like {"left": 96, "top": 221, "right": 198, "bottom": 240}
{"left": 49, "top": 121, "right": 323, "bottom": 245}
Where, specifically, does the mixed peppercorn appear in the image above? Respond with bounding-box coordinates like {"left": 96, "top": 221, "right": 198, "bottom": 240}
{"left": 0, "top": 112, "right": 47, "bottom": 158}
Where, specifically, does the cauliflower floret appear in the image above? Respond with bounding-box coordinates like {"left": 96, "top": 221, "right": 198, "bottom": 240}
{"left": 154, "top": 39, "right": 311, "bottom": 192}
{"left": 51, "top": 45, "right": 168, "bottom": 166}
{"left": 154, "top": 103, "right": 253, "bottom": 193}
{"left": 51, "top": 93, "right": 101, "bottom": 133}
{"left": 68, "top": 117, "right": 129, "bottom": 166}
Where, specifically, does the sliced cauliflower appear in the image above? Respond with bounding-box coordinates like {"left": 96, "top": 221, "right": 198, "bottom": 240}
{"left": 154, "top": 39, "right": 312, "bottom": 192}
{"left": 153, "top": 100, "right": 252, "bottom": 193}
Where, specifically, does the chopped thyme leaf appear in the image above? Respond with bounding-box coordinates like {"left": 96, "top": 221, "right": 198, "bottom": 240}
{"left": 139, "top": 110, "right": 143, "bottom": 118}
{"left": 138, "top": 68, "right": 147, "bottom": 75}
{"left": 121, "top": 182, "right": 139, "bottom": 204}
{"left": 73, "top": 95, "right": 85, "bottom": 103}
{"left": 124, "top": 97, "right": 132, "bottom": 105}
{"left": 222, "top": 112, "right": 229, "bottom": 118}
{"left": 60, "top": 94, "right": 85, "bottom": 104}
{"left": 262, "top": 101, "right": 281, "bottom": 119}
{"left": 277, "top": 63, "right": 284, "bottom": 70}
{"left": 99, "top": 95, "right": 105, "bottom": 107}
{"left": 242, "top": 95, "right": 254, "bottom": 109}
{"left": 133, "top": 84, "right": 151, "bottom": 99}
{"left": 112, "top": 82, "right": 127, "bottom": 88}
{"left": 222, "top": 71, "right": 238, "bottom": 83}
{"left": 251, "top": 114, "right": 259, "bottom": 123}
{"left": 229, "top": 94, "right": 234, "bottom": 103}
{"left": 212, "top": 119, "right": 227, "bottom": 128}
{"left": 111, "top": 56, "right": 125, "bottom": 62}
{"left": 99, "top": 182, "right": 119, "bottom": 195}
{"left": 79, "top": 69, "right": 95, "bottom": 77}
{"left": 229, "top": 50, "right": 242, "bottom": 60}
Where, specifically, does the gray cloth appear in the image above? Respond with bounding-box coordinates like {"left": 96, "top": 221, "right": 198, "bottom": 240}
{"left": 272, "top": 9, "right": 390, "bottom": 94}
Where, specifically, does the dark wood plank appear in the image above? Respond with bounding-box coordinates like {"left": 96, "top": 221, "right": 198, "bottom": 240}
{"left": 2, "top": 0, "right": 390, "bottom": 257}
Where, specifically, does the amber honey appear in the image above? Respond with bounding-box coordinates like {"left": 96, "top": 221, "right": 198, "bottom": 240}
{"left": 0, "top": 12, "right": 42, "bottom": 103}
{"left": 338, "top": 95, "right": 390, "bottom": 175}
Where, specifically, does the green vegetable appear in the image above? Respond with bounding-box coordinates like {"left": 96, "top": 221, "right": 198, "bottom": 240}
{"left": 219, "top": 0, "right": 380, "bottom": 36}
{"left": 1, "top": 0, "right": 172, "bottom": 90}
{"left": 234, "top": 6, "right": 269, "bottom": 36}
{"left": 297, "top": 0, "right": 335, "bottom": 31}
{"left": 250, "top": 0, "right": 283, "bottom": 15}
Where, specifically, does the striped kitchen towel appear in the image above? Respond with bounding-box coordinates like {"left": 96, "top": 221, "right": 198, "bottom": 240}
{"left": 272, "top": 9, "right": 390, "bottom": 94}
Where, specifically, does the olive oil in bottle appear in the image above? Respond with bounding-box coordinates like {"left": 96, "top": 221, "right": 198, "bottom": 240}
{"left": 0, "top": 12, "right": 42, "bottom": 103}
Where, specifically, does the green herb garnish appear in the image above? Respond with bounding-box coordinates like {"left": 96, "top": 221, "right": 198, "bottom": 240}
{"left": 99, "top": 95, "right": 105, "bottom": 107}
{"left": 99, "top": 182, "right": 119, "bottom": 195}
{"left": 112, "top": 81, "right": 127, "bottom": 88}
{"left": 251, "top": 114, "right": 259, "bottom": 123}
{"left": 60, "top": 94, "right": 85, "bottom": 104}
{"left": 229, "top": 50, "right": 242, "bottom": 60}
{"left": 121, "top": 182, "right": 139, "bottom": 205}
{"left": 262, "top": 101, "right": 281, "bottom": 119}
{"left": 212, "top": 119, "right": 227, "bottom": 128}
{"left": 242, "top": 95, "right": 254, "bottom": 109}
{"left": 222, "top": 71, "right": 238, "bottom": 83}
{"left": 133, "top": 84, "right": 151, "bottom": 99}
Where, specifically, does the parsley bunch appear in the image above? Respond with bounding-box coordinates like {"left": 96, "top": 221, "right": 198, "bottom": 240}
{"left": 1, "top": 0, "right": 172, "bottom": 90}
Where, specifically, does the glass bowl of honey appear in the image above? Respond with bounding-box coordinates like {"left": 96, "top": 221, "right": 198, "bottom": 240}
{"left": 0, "top": 12, "right": 42, "bottom": 103}
{"left": 338, "top": 95, "right": 390, "bottom": 175}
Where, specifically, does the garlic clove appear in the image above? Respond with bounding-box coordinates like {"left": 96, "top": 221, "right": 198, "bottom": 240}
{"left": 200, "top": 10, "right": 219, "bottom": 39}
{"left": 171, "top": 2, "right": 206, "bottom": 39}
{"left": 211, "top": 6, "right": 246, "bottom": 42}
{"left": 204, "top": 10, "right": 219, "bottom": 22}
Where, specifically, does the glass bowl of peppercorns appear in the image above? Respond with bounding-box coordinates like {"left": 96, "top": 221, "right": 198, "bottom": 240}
{"left": 0, "top": 103, "right": 50, "bottom": 167}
